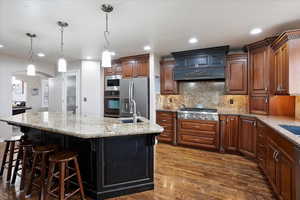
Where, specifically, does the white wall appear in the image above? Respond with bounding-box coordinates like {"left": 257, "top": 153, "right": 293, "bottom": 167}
{"left": 81, "top": 61, "right": 103, "bottom": 116}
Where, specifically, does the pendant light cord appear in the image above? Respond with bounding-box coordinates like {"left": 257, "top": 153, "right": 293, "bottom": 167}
{"left": 29, "top": 36, "right": 34, "bottom": 63}
{"left": 60, "top": 26, "right": 64, "bottom": 56}
{"left": 104, "top": 12, "right": 110, "bottom": 49}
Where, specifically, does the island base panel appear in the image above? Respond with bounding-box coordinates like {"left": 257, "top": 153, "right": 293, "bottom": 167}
{"left": 21, "top": 127, "right": 157, "bottom": 200}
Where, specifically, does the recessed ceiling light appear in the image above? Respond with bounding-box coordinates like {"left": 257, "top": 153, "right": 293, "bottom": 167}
{"left": 0, "top": 44, "right": 4, "bottom": 48}
{"left": 37, "top": 53, "right": 45, "bottom": 57}
{"left": 189, "top": 37, "right": 198, "bottom": 44}
{"left": 86, "top": 56, "right": 92, "bottom": 60}
{"left": 250, "top": 28, "right": 262, "bottom": 35}
{"left": 111, "top": 52, "right": 116, "bottom": 56}
{"left": 143, "top": 45, "right": 151, "bottom": 51}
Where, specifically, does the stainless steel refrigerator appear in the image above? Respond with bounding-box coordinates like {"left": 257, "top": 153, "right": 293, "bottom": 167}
{"left": 120, "top": 77, "right": 149, "bottom": 118}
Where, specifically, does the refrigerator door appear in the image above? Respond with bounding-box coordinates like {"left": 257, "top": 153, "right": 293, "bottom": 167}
{"left": 133, "top": 77, "right": 149, "bottom": 118}
{"left": 120, "top": 79, "right": 131, "bottom": 117}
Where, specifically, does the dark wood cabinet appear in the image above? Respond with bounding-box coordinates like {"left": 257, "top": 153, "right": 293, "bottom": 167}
{"left": 177, "top": 119, "right": 219, "bottom": 150}
{"left": 160, "top": 60, "right": 179, "bottom": 95}
{"left": 104, "top": 59, "right": 122, "bottom": 76}
{"left": 121, "top": 54, "right": 149, "bottom": 78}
{"left": 256, "top": 121, "right": 267, "bottom": 170}
{"left": 271, "top": 30, "right": 300, "bottom": 95}
{"left": 219, "top": 115, "right": 239, "bottom": 153}
{"left": 225, "top": 54, "right": 248, "bottom": 95}
{"left": 249, "top": 95, "right": 269, "bottom": 115}
{"left": 238, "top": 116, "right": 256, "bottom": 158}
{"left": 156, "top": 111, "right": 176, "bottom": 144}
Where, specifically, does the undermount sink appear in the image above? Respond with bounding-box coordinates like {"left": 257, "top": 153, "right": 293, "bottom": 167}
{"left": 121, "top": 118, "right": 143, "bottom": 123}
{"left": 279, "top": 125, "right": 300, "bottom": 136}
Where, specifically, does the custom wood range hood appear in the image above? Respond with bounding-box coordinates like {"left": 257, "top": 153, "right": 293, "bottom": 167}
{"left": 172, "top": 46, "right": 229, "bottom": 81}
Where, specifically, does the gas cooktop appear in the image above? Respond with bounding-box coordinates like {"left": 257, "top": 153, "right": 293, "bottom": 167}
{"left": 177, "top": 107, "right": 218, "bottom": 121}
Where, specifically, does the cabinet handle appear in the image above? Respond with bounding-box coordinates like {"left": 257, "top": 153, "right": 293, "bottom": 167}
{"left": 265, "top": 87, "right": 268, "bottom": 91}
{"left": 275, "top": 151, "right": 279, "bottom": 162}
{"left": 273, "top": 151, "right": 276, "bottom": 159}
{"left": 265, "top": 97, "right": 268, "bottom": 104}
{"left": 254, "top": 121, "right": 257, "bottom": 127}
{"left": 161, "top": 119, "right": 167, "bottom": 122}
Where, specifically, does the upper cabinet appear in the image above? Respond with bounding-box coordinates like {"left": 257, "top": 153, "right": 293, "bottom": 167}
{"left": 246, "top": 37, "right": 276, "bottom": 96}
{"left": 160, "top": 59, "right": 179, "bottom": 95}
{"left": 104, "top": 59, "right": 122, "bottom": 76}
{"left": 121, "top": 54, "right": 149, "bottom": 78}
{"left": 271, "top": 30, "right": 300, "bottom": 95}
{"left": 225, "top": 53, "right": 248, "bottom": 95}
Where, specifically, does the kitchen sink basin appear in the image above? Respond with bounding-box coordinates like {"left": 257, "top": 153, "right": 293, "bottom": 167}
{"left": 279, "top": 125, "right": 300, "bottom": 136}
{"left": 121, "top": 118, "right": 143, "bottom": 123}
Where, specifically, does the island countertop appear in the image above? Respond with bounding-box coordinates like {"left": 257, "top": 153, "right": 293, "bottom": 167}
{"left": 0, "top": 112, "right": 164, "bottom": 139}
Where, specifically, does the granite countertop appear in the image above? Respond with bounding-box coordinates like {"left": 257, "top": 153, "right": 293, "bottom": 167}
{"left": 0, "top": 112, "right": 164, "bottom": 139}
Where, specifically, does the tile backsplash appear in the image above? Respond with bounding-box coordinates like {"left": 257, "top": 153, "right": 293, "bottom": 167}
{"left": 157, "top": 81, "right": 249, "bottom": 113}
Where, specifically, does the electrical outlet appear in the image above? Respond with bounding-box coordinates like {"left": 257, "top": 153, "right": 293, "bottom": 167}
{"left": 229, "top": 99, "right": 234, "bottom": 104}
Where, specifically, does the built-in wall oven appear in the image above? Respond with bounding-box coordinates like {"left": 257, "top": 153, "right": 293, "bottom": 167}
{"left": 105, "top": 75, "right": 122, "bottom": 91}
{"left": 104, "top": 91, "right": 120, "bottom": 117}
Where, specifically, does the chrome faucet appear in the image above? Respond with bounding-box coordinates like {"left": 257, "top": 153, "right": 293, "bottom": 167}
{"left": 129, "top": 81, "right": 138, "bottom": 123}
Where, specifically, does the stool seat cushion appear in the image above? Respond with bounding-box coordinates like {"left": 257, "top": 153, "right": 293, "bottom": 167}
{"left": 49, "top": 151, "right": 77, "bottom": 163}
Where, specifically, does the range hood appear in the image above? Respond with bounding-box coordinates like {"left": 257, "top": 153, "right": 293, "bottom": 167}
{"left": 172, "top": 46, "right": 229, "bottom": 81}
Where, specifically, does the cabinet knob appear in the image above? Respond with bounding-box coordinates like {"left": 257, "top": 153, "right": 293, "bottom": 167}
{"left": 265, "top": 87, "right": 268, "bottom": 91}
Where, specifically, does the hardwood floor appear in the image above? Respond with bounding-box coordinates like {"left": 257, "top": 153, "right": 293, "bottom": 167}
{"left": 0, "top": 142, "right": 275, "bottom": 200}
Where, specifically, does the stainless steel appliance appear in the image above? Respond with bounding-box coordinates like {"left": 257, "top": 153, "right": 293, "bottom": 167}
{"left": 120, "top": 77, "right": 149, "bottom": 118}
{"left": 105, "top": 75, "right": 122, "bottom": 91}
{"left": 177, "top": 108, "right": 218, "bottom": 121}
{"left": 104, "top": 91, "right": 120, "bottom": 117}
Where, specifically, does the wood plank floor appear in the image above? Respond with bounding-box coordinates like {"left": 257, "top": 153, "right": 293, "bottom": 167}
{"left": 0, "top": 142, "right": 275, "bottom": 200}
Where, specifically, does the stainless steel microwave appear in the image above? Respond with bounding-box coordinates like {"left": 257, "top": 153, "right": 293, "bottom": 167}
{"left": 105, "top": 75, "right": 122, "bottom": 91}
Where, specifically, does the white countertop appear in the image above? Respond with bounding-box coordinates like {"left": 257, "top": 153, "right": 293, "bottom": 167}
{"left": 0, "top": 112, "right": 164, "bottom": 139}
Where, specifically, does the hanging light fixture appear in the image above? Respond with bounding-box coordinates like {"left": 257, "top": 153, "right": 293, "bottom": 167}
{"left": 101, "top": 4, "right": 114, "bottom": 68}
{"left": 57, "top": 21, "right": 69, "bottom": 72}
{"left": 26, "top": 33, "right": 36, "bottom": 76}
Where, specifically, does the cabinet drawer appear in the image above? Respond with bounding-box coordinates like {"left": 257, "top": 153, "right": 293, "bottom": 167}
{"left": 179, "top": 120, "right": 217, "bottom": 132}
{"left": 180, "top": 134, "right": 215, "bottom": 145}
{"left": 157, "top": 112, "right": 174, "bottom": 119}
{"left": 157, "top": 118, "right": 173, "bottom": 125}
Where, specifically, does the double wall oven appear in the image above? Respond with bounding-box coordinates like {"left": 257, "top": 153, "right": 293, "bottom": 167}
{"left": 104, "top": 75, "right": 122, "bottom": 117}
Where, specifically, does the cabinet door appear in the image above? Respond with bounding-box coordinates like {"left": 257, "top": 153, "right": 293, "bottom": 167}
{"left": 113, "top": 60, "right": 122, "bottom": 75}
{"left": 104, "top": 67, "right": 114, "bottom": 76}
{"left": 226, "top": 57, "right": 248, "bottom": 94}
{"left": 256, "top": 121, "right": 267, "bottom": 169}
{"left": 250, "top": 95, "right": 269, "bottom": 115}
{"left": 238, "top": 117, "right": 256, "bottom": 158}
{"left": 122, "top": 61, "right": 133, "bottom": 78}
{"left": 224, "top": 116, "right": 239, "bottom": 152}
{"left": 278, "top": 152, "right": 294, "bottom": 200}
{"left": 136, "top": 59, "right": 149, "bottom": 77}
{"left": 266, "top": 139, "right": 278, "bottom": 187}
{"left": 280, "top": 44, "right": 289, "bottom": 94}
{"left": 160, "top": 60, "right": 178, "bottom": 95}
{"left": 250, "top": 47, "right": 269, "bottom": 95}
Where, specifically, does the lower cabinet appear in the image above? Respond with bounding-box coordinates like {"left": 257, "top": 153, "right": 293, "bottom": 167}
{"left": 156, "top": 111, "right": 176, "bottom": 144}
{"left": 256, "top": 121, "right": 267, "bottom": 169}
{"left": 238, "top": 116, "right": 257, "bottom": 158}
{"left": 219, "top": 115, "right": 239, "bottom": 153}
{"left": 177, "top": 119, "right": 219, "bottom": 150}
{"left": 250, "top": 95, "right": 269, "bottom": 115}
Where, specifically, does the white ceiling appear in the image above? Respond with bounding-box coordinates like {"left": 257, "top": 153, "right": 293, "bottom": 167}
{"left": 1, "top": 0, "right": 300, "bottom": 64}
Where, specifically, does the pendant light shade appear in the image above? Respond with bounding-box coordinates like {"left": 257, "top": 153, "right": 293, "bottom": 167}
{"left": 101, "top": 4, "right": 114, "bottom": 68}
{"left": 58, "top": 57, "right": 67, "bottom": 72}
{"left": 26, "top": 33, "right": 37, "bottom": 76}
{"left": 57, "top": 21, "right": 68, "bottom": 73}
{"left": 101, "top": 50, "right": 112, "bottom": 68}
{"left": 27, "top": 64, "right": 36, "bottom": 76}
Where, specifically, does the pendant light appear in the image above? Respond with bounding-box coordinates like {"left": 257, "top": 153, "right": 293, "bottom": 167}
{"left": 101, "top": 4, "right": 114, "bottom": 68}
{"left": 57, "top": 21, "right": 68, "bottom": 72}
{"left": 26, "top": 33, "right": 36, "bottom": 76}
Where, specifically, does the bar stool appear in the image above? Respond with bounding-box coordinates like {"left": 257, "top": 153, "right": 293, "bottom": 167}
{"left": 47, "top": 151, "right": 85, "bottom": 200}
{"left": 26, "top": 144, "right": 56, "bottom": 199}
{"left": 0, "top": 136, "right": 22, "bottom": 182}
{"left": 11, "top": 140, "right": 33, "bottom": 190}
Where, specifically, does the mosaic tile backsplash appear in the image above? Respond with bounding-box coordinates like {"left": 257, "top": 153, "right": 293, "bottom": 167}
{"left": 157, "top": 81, "right": 249, "bottom": 113}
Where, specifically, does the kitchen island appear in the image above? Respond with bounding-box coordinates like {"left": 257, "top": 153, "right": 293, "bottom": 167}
{"left": 0, "top": 112, "right": 163, "bottom": 200}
